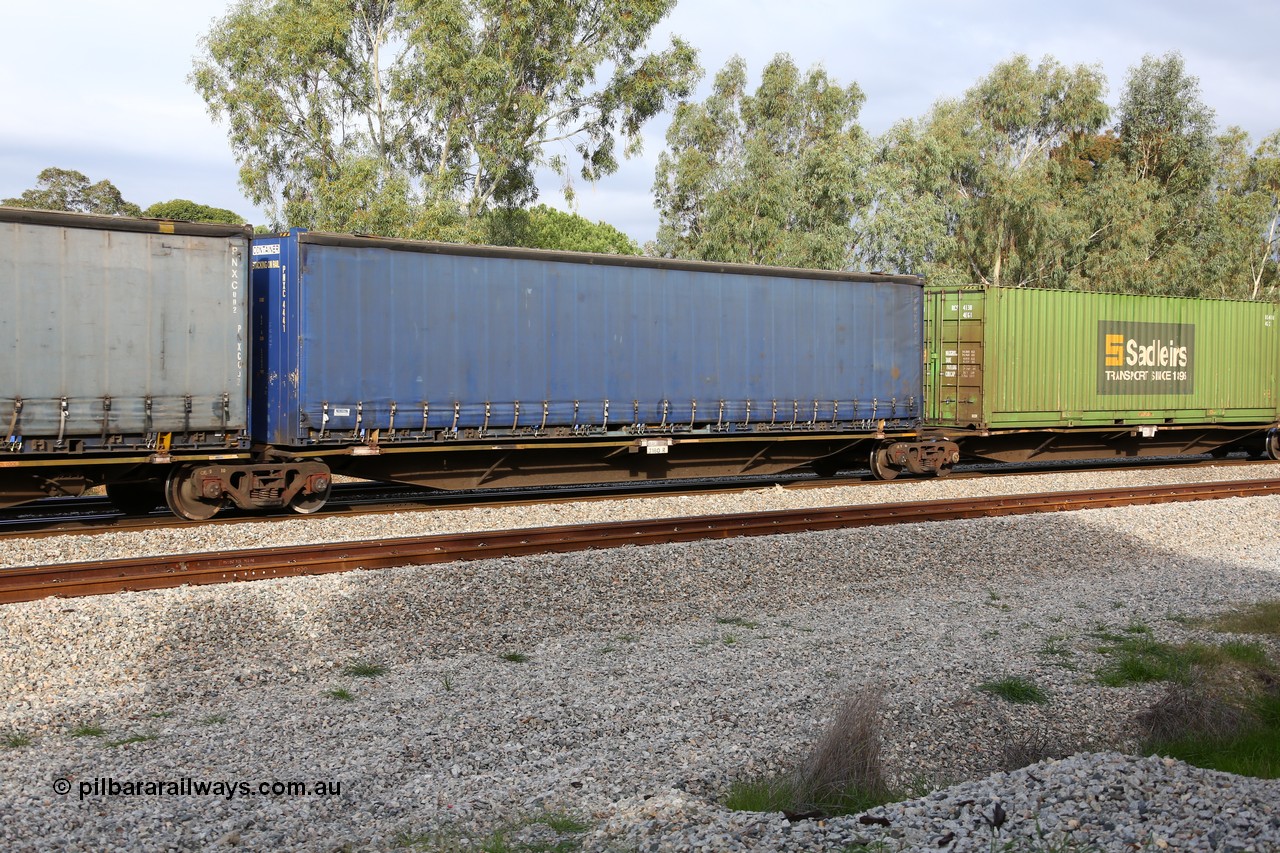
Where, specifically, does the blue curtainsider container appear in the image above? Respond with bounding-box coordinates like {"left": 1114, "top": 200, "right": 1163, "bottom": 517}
{"left": 250, "top": 231, "right": 923, "bottom": 448}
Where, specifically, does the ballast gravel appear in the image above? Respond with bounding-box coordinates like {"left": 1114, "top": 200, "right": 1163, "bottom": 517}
{"left": 2, "top": 461, "right": 1279, "bottom": 569}
{"left": 0, "top": 466, "right": 1278, "bottom": 850}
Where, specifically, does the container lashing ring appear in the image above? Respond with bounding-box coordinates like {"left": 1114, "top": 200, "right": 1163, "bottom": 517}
{"left": 742, "top": 399, "right": 752, "bottom": 429}
{"left": 716, "top": 400, "right": 725, "bottom": 431}
{"left": 659, "top": 400, "right": 669, "bottom": 429}
{"left": 831, "top": 400, "right": 839, "bottom": 427}
{"left": 770, "top": 400, "right": 778, "bottom": 428}
{"left": 420, "top": 402, "right": 430, "bottom": 436}
{"left": 388, "top": 401, "right": 397, "bottom": 435}
{"left": 689, "top": 399, "right": 697, "bottom": 430}
{"left": 539, "top": 401, "right": 548, "bottom": 432}
{"left": 602, "top": 399, "right": 610, "bottom": 431}
{"left": 512, "top": 401, "right": 520, "bottom": 432}
{"left": 572, "top": 400, "right": 580, "bottom": 431}
{"left": 450, "top": 401, "right": 461, "bottom": 436}
{"left": 809, "top": 399, "right": 819, "bottom": 427}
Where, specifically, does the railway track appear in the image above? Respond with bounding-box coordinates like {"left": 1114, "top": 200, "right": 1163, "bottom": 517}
{"left": 0, "top": 454, "right": 1269, "bottom": 538}
{"left": 3, "top": 477, "right": 1277, "bottom": 605}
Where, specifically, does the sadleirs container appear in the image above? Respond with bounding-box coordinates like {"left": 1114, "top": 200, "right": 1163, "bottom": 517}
{"left": 1, "top": 207, "right": 251, "bottom": 454}
{"left": 250, "top": 230, "right": 923, "bottom": 447}
{"left": 924, "top": 285, "right": 1280, "bottom": 429}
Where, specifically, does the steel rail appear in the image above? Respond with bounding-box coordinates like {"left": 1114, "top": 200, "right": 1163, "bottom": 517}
{"left": 3, "top": 478, "right": 1278, "bottom": 605}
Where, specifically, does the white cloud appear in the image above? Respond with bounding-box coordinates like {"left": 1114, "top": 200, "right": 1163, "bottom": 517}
{"left": 3, "top": 0, "right": 1277, "bottom": 240}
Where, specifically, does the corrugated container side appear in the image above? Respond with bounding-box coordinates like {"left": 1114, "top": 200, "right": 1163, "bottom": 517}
{"left": 926, "top": 285, "right": 1280, "bottom": 428}
{"left": 252, "top": 233, "right": 923, "bottom": 446}
{"left": 1, "top": 214, "right": 249, "bottom": 444}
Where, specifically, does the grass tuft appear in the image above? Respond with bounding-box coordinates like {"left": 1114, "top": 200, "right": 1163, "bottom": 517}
{"left": 70, "top": 725, "right": 105, "bottom": 738}
{"left": 1096, "top": 637, "right": 1249, "bottom": 687}
{"left": 395, "top": 810, "right": 589, "bottom": 852}
{"left": 727, "top": 688, "right": 895, "bottom": 818}
{"left": 1210, "top": 599, "right": 1280, "bottom": 636}
{"left": 3, "top": 732, "right": 32, "bottom": 748}
{"left": 342, "top": 661, "right": 387, "bottom": 678}
{"left": 501, "top": 652, "right": 530, "bottom": 663}
{"left": 1105, "top": 613, "right": 1280, "bottom": 779}
{"left": 326, "top": 687, "right": 355, "bottom": 702}
{"left": 978, "top": 676, "right": 1049, "bottom": 705}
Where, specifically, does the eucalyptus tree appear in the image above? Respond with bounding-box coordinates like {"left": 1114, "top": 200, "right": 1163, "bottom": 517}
{"left": 484, "top": 204, "right": 639, "bottom": 254}
{"left": 653, "top": 53, "right": 869, "bottom": 269}
{"left": 861, "top": 55, "right": 1109, "bottom": 286}
{"left": 192, "top": 0, "right": 698, "bottom": 235}
{"left": 1197, "top": 129, "right": 1280, "bottom": 299}
{"left": 142, "top": 199, "right": 245, "bottom": 225}
{"left": 3, "top": 167, "right": 142, "bottom": 217}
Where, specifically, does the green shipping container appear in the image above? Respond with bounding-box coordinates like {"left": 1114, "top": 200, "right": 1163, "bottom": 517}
{"left": 924, "top": 286, "right": 1280, "bottom": 432}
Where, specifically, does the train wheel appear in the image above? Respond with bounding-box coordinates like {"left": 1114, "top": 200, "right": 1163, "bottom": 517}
{"left": 869, "top": 447, "right": 901, "bottom": 481}
{"left": 106, "top": 482, "right": 163, "bottom": 515}
{"left": 165, "top": 467, "right": 223, "bottom": 521}
{"left": 288, "top": 479, "right": 332, "bottom": 515}
{"left": 1268, "top": 432, "right": 1280, "bottom": 461}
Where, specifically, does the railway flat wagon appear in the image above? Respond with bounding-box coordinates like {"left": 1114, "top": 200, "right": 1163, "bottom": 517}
{"left": 922, "top": 284, "right": 1280, "bottom": 466}
{"left": 240, "top": 230, "right": 934, "bottom": 509}
{"left": 0, "top": 207, "right": 252, "bottom": 512}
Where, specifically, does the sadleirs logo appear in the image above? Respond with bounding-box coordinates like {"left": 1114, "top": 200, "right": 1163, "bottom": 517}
{"left": 1097, "top": 321, "right": 1195, "bottom": 395}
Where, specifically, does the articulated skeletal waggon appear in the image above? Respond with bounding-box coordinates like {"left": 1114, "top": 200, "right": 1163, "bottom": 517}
{"left": 2, "top": 207, "right": 1277, "bottom": 519}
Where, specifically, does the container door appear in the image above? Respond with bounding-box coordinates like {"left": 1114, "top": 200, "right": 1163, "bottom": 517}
{"left": 926, "top": 288, "right": 986, "bottom": 427}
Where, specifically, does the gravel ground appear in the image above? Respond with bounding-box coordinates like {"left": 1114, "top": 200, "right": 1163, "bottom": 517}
{"left": 3, "top": 461, "right": 1279, "bottom": 569}
{"left": 1, "top": 466, "right": 1278, "bottom": 851}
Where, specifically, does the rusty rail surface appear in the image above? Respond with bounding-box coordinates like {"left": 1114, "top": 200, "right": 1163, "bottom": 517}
{"left": 2, "top": 478, "right": 1278, "bottom": 605}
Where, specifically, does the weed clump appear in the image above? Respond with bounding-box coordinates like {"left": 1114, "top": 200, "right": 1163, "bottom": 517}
{"left": 726, "top": 688, "right": 893, "bottom": 818}
{"left": 978, "top": 676, "right": 1048, "bottom": 705}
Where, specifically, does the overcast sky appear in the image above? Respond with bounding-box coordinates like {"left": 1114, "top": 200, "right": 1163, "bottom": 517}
{"left": 2, "top": 1, "right": 1276, "bottom": 242}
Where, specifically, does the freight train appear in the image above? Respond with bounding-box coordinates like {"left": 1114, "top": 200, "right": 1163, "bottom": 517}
{"left": 3, "top": 206, "right": 1278, "bottom": 519}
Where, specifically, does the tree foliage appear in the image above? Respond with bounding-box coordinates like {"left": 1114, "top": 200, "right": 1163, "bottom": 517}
{"left": 3, "top": 167, "right": 142, "bottom": 217}
{"left": 484, "top": 204, "right": 638, "bottom": 253}
{"left": 858, "top": 55, "right": 1109, "bottom": 287}
{"left": 192, "top": 0, "right": 699, "bottom": 235}
{"left": 849, "top": 51, "right": 1278, "bottom": 298}
{"left": 653, "top": 54, "right": 867, "bottom": 269}
{"left": 142, "top": 199, "right": 245, "bottom": 225}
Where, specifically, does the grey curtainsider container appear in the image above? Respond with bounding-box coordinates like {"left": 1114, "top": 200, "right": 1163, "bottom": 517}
{"left": 1, "top": 207, "right": 251, "bottom": 454}
{"left": 250, "top": 231, "right": 925, "bottom": 448}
